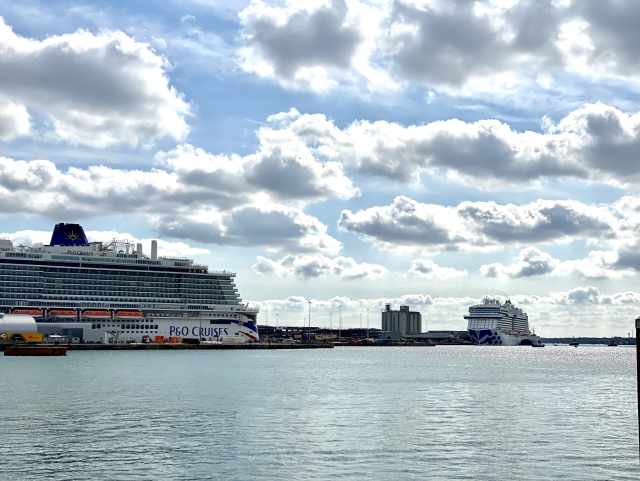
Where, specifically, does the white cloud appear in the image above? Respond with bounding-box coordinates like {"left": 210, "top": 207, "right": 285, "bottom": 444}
{"left": 482, "top": 246, "right": 636, "bottom": 280}
{"left": 238, "top": 0, "right": 394, "bottom": 94}
{"left": 561, "top": 250, "right": 636, "bottom": 280}
{"left": 339, "top": 196, "right": 617, "bottom": 254}
{"left": 154, "top": 204, "right": 342, "bottom": 255}
{"left": 409, "top": 259, "right": 467, "bottom": 279}
{"left": 253, "top": 254, "right": 386, "bottom": 279}
{"left": 236, "top": 0, "right": 640, "bottom": 98}
{"left": 0, "top": 141, "right": 353, "bottom": 253}
{"left": 425, "top": 90, "right": 435, "bottom": 104}
{"left": 0, "top": 97, "right": 30, "bottom": 141}
{"left": 243, "top": 103, "right": 640, "bottom": 188}
{"left": 542, "top": 286, "right": 633, "bottom": 305}
{"left": 0, "top": 17, "right": 190, "bottom": 147}
{"left": 0, "top": 138, "right": 357, "bottom": 218}
{"left": 481, "top": 247, "right": 559, "bottom": 278}
{"left": 156, "top": 142, "right": 358, "bottom": 208}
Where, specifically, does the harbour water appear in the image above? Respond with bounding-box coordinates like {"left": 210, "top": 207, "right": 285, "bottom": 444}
{"left": 0, "top": 346, "right": 637, "bottom": 480}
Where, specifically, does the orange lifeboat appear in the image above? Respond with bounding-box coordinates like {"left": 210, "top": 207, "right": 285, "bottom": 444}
{"left": 11, "top": 309, "right": 43, "bottom": 316}
{"left": 49, "top": 309, "right": 77, "bottom": 318}
{"left": 82, "top": 310, "right": 111, "bottom": 319}
{"left": 114, "top": 310, "right": 143, "bottom": 319}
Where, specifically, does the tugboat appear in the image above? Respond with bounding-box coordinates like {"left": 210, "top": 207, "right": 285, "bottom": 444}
{"left": 569, "top": 338, "right": 579, "bottom": 347}
{"left": 532, "top": 340, "right": 545, "bottom": 347}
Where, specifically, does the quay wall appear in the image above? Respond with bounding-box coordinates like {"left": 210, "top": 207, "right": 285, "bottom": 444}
{"left": 65, "top": 342, "right": 333, "bottom": 350}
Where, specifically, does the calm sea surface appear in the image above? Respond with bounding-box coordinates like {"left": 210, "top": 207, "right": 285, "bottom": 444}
{"left": 0, "top": 346, "right": 637, "bottom": 480}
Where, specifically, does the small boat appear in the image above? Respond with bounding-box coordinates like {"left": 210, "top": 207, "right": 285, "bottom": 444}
{"left": 11, "top": 309, "right": 43, "bottom": 316}
{"left": 114, "top": 310, "right": 143, "bottom": 319}
{"left": 532, "top": 340, "right": 545, "bottom": 347}
{"left": 4, "top": 346, "right": 67, "bottom": 356}
{"left": 49, "top": 309, "right": 77, "bottom": 319}
{"left": 608, "top": 340, "right": 617, "bottom": 347}
{"left": 569, "top": 338, "right": 579, "bottom": 347}
{"left": 81, "top": 310, "right": 111, "bottom": 319}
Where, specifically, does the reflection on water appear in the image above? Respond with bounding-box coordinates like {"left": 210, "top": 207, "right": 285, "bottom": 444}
{"left": 0, "top": 346, "right": 636, "bottom": 480}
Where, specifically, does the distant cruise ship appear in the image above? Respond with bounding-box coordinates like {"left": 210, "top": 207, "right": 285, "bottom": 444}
{"left": 465, "top": 297, "right": 539, "bottom": 346}
{"left": 0, "top": 223, "right": 259, "bottom": 342}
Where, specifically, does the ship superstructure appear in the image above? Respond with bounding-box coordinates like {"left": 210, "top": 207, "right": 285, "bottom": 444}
{"left": 465, "top": 297, "right": 539, "bottom": 346}
{"left": 0, "top": 223, "right": 259, "bottom": 342}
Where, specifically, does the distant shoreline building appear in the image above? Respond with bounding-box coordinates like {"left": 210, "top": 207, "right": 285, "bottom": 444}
{"left": 381, "top": 304, "right": 421, "bottom": 337}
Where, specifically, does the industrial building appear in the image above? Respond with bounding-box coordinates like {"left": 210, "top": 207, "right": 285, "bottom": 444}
{"left": 381, "top": 304, "right": 422, "bottom": 337}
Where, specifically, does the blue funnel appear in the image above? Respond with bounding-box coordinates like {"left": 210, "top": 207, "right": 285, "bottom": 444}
{"left": 49, "top": 223, "right": 89, "bottom": 246}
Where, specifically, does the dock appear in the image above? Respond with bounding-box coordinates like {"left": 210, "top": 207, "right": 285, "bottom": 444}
{"left": 4, "top": 346, "right": 67, "bottom": 356}
{"left": 55, "top": 342, "right": 335, "bottom": 351}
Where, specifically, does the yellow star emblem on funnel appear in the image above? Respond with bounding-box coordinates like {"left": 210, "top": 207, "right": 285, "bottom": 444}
{"left": 66, "top": 230, "right": 80, "bottom": 241}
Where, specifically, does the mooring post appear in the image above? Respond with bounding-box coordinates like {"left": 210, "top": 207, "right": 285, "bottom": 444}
{"left": 636, "top": 316, "right": 640, "bottom": 466}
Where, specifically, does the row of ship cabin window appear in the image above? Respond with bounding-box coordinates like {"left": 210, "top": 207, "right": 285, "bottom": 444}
{"left": 92, "top": 324, "right": 159, "bottom": 330}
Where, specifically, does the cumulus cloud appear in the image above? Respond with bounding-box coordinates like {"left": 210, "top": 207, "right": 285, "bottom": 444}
{"left": 559, "top": 250, "right": 636, "bottom": 280}
{"left": 0, "top": 97, "right": 29, "bottom": 141}
{"left": 0, "top": 17, "right": 190, "bottom": 147}
{"left": 339, "top": 196, "right": 617, "bottom": 253}
{"left": 481, "top": 246, "right": 636, "bottom": 280}
{"left": 0, "top": 229, "right": 209, "bottom": 257}
{"left": 0, "top": 135, "right": 358, "bottom": 218}
{"left": 242, "top": 103, "right": 640, "bottom": 188}
{"left": 0, "top": 126, "right": 362, "bottom": 252}
{"left": 237, "top": 0, "right": 640, "bottom": 96}
{"left": 238, "top": 0, "right": 391, "bottom": 93}
{"left": 481, "top": 247, "right": 558, "bottom": 279}
{"left": 156, "top": 143, "right": 358, "bottom": 208}
{"left": 253, "top": 254, "right": 386, "bottom": 280}
{"left": 384, "top": 0, "right": 561, "bottom": 88}
{"left": 409, "top": 259, "right": 467, "bottom": 279}
{"left": 0, "top": 142, "right": 353, "bottom": 253}
{"left": 240, "top": 0, "right": 359, "bottom": 85}
{"left": 154, "top": 204, "right": 342, "bottom": 255}
{"left": 540, "top": 286, "right": 639, "bottom": 306}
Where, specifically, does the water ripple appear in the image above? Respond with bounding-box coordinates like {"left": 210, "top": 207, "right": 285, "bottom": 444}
{"left": 0, "top": 346, "right": 636, "bottom": 480}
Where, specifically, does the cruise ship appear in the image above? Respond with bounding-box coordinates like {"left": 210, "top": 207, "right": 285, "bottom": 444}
{"left": 465, "top": 297, "right": 539, "bottom": 346}
{"left": 0, "top": 223, "right": 259, "bottom": 343}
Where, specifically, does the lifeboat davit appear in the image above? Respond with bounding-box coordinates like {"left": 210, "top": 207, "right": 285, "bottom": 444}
{"left": 49, "top": 309, "right": 77, "bottom": 318}
{"left": 114, "top": 310, "right": 143, "bottom": 319}
{"left": 11, "top": 309, "right": 43, "bottom": 316}
{"left": 82, "top": 310, "right": 111, "bottom": 319}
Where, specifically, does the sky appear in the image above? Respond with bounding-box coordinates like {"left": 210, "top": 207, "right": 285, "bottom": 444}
{"left": 2, "top": 0, "right": 640, "bottom": 336}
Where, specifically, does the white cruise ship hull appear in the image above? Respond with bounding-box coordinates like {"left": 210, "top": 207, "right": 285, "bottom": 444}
{"left": 39, "top": 318, "right": 259, "bottom": 343}
{"left": 468, "top": 329, "right": 540, "bottom": 346}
